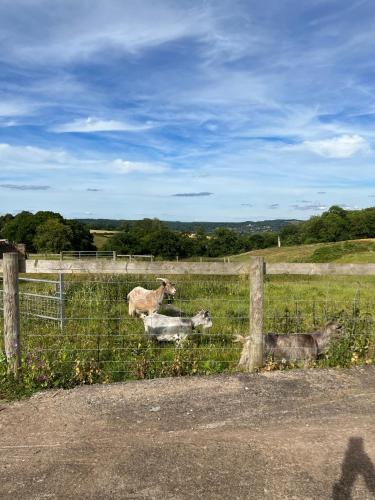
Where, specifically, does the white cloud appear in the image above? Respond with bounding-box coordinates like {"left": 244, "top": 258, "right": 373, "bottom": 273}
{"left": 291, "top": 203, "right": 327, "bottom": 211}
{"left": 0, "top": 99, "right": 36, "bottom": 117}
{"left": 0, "top": 143, "right": 71, "bottom": 166}
{"left": 51, "top": 116, "right": 153, "bottom": 133}
{"left": 0, "top": 143, "right": 167, "bottom": 176}
{"left": 112, "top": 159, "right": 167, "bottom": 174}
{"left": 303, "top": 134, "right": 369, "bottom": 158}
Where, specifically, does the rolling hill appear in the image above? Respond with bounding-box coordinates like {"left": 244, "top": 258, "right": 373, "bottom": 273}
{"left": 230, "top": 239, "right": 375, "bottom": 263}
{"left": 78, "top": 218, "right": 301, "bottom": 234}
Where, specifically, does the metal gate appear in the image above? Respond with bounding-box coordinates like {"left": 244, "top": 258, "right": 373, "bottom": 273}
{"left": 0, "top": 274, "right": 65, "bottom": 330}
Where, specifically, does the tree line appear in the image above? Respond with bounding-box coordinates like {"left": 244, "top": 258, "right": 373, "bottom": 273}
{"left": 103, "top": 206, "right": 375, "bottom": 258}
{"left": 102, "top": 218, "right": 277, "bottom": 259}
{"left": 0, "top": 211, "right": 95, "bottom": 253}
{"left": 1, "top": 206, "right": 374, "bottom": 257}
{"left": 279, "top": 206, "right": 375, "bottom": 245}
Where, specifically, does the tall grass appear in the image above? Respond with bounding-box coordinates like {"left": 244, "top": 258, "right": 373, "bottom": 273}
{"left": 0, "top": 273, "right": 374, "bottom": 399}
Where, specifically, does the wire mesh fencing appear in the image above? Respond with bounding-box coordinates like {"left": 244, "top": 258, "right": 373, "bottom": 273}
{"left": 1, "top": 274, "right": 249, "bottom": 383}
{"left": 0, "top": 271, "right": 374, "bottom": 387}
{"left": 263, "top": 274, "right": 375, "bottom": 366}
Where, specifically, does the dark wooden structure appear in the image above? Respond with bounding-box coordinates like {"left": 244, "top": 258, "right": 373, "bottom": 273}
{"left": 0, "top": 241, "right": 26, "bottom": 259}
{"left": 0, "top": 241, "right": 26, "bottom": 273}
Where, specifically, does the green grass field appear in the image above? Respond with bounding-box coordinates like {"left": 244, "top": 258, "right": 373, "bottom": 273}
{"left": 231, "top": 239, "right": 375, "bottom": 263}
{"left": 1, "top": 271, "right": 374, "bottom": 399}
{"left": 91, "top": 230, "right": 118, "bottom": 249}
{"left": 1, "top": 238, "right": 374, "bottom": 399}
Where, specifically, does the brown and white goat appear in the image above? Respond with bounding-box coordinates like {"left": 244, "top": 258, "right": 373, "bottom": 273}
{"left": 234, "top": 321, "right": 342, "bottom": 369}
{"left": 127, "top": 278, "right": 176, "bottom": 317}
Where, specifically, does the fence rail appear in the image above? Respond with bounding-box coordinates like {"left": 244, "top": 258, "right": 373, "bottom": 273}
{"left": 60, "top": 250, "right": 116, "bottom": 260}
{"left": 59, "top": 251, "right": 154, "bottom": 261}
{"left": 1, "top": 259, "right": 375, "bottom": 276}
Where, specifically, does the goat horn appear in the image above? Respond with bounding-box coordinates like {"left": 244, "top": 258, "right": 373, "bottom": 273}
{"left": 156, "top": 277, "right": 168, "bottom": 282}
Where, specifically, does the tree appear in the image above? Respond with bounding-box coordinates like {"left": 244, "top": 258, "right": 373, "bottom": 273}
{"left": 33, "top": 219, "right": 74, "bottom": 253}
{"left": 280, "top": 223, "right": 302, "bottom": 245}
{"left": 1, "top": 211, "right": 39, "bottom": 251}
{"left": 207, "top": 228, "right": 243, "bottom": 257}
{"left": 66, "top": 220, "right": 96, "bottom": 251}
{"left": 102, "top": 229, "right": 139, "bottom": 254}
{"left": 192, "top": 226, "right": 209, "bottom": 255}
{"left": 0, "top": 213, "right": 14, "bottom": 237}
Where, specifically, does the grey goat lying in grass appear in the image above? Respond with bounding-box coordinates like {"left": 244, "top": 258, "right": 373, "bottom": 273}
{"left": 141, "top": 310, "right": 212, "bottom": 343}
{"left": 234, "top": 321, "right": 342, "bottom": 368}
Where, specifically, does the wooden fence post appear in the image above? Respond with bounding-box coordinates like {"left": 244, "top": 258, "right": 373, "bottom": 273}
{"left": 3, "top": 253, "right": 21, "bottom": 378}
{"left": 248, "top": 256, "right": 264, "bottom": 372}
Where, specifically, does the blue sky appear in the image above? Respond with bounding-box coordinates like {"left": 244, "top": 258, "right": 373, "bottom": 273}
{"left": 1, "top": 0, "right": 374, "bottom": 221}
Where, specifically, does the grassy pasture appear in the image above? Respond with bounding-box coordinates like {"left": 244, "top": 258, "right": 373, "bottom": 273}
{"left": 1, "top": 270, "right": 374, "bottom": 398}
{"left": 231, "top": 239, "right": 375, "bottom": 263}
{"left": 90, "top": 230, "right": 119, "bottom": 249}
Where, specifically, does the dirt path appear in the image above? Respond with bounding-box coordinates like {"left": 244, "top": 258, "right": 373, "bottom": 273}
{"left": 1, "top": 367, "right": 374, "bottom": 499}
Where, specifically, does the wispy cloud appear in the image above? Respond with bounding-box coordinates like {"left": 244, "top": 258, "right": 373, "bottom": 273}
{"left": 0, "top": 143, "right": 167, "bottom": 176}
{"left": 291, "top": 203, "right": 327, "bottom": 211}
{"left": 0, "top": 143, "right": 71, "bottom": 167}
{"left": 86, "top": 188, "right": 102, "bottom": 192}
{"left": 0, "top": 1, "right": 212, "bottom": 65}
{"left": 0, "top": 98, "right": 36, "bottom": 118}
{"left": 268, "top": 203, "right": 279, "bottom": 209}
{"left": 51, "top": 117, "right": 153, "bottom": 133}
{"left": 339, "top": 204, "right": 359, "bottom": 210}
{"left": 172, "top": 192, "right": 213, "bottom": 197}
{"left": 0, "top": 184, "right": 51, "bottom": 191}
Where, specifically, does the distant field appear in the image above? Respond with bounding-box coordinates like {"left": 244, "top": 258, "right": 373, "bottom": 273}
{"left": 231, "top": 239, "right": 375, "bottom": 264}
{"left": 90, "top": 229, "right": 119, "bottom": 249}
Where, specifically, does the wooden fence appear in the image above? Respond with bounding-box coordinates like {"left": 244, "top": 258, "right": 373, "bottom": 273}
{"left": 1, "top": 253, "right": 375, "bottom": 378}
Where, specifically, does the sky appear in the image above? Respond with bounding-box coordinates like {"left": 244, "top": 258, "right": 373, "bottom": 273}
{"left": 0, "top": 0, "right": 375, "bottom": 222}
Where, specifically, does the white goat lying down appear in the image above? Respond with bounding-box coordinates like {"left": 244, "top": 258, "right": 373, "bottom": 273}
{"left": 141, "top": 310, "right": 213, "bottom": 343}
{"left": 234, "top": 321, "right": 342, "bottom": 368}
{"left": 127, "top": 278, "right": 176, "bottom": 317}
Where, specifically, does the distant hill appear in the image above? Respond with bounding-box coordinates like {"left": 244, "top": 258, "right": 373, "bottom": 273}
{"left": 77, "top": 218, "right": 301, "bottom": 234}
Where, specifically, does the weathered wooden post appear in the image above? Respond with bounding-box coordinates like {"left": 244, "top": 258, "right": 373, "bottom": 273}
{"left": 248, "top": 256, "right": 264, "bottom": 372}
{"left": 3, "top": 252, "right": 21, "bottom": 378}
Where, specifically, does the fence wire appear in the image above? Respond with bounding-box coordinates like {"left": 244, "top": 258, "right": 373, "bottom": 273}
{"left": 0, "top": 272, "right": 374, "bottom": 384}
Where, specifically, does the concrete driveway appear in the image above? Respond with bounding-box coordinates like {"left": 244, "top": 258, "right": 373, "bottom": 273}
{"left": 1, "top": 367, "right": 374, "bottom": 499}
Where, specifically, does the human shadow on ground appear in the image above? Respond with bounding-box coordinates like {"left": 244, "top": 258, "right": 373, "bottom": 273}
{"left": 332, "top": 436, "right": 375, "bottom": 499}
